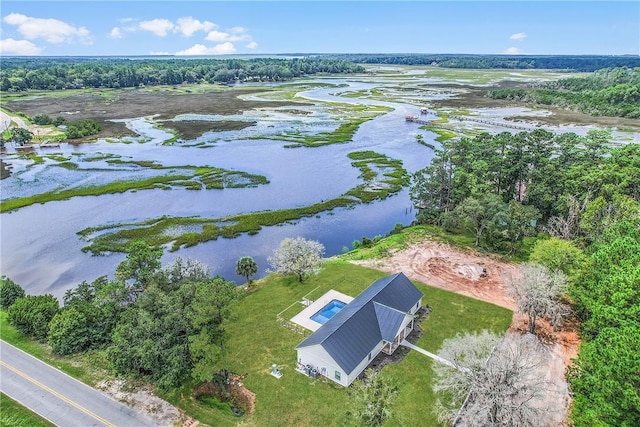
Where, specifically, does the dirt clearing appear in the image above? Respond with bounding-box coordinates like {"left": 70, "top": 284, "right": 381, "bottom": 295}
{"left": 351, "top": 240, "right": 518, "bottom": 310}
{"left": 350, "top": 238, "right": 579, "bottom": 425}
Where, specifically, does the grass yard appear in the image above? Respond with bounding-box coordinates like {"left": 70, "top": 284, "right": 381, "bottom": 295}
{"left": 0, "top": 393, "right": 55, "bottom": 427}
{"left": 169, "top": 261, "right": 512, "bottom": 426}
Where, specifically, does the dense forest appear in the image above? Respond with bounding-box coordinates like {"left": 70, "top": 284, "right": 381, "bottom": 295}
{"left": 324, "top": 54, "right": 640, "bottom": 72}
{"left": 409, "top": 130, "right": 640, "bottom": 426}
{"left": 488, "top": 67, "right": 640, "bottom": 118}
{"left": 0, "top": 57, "right": 364, "bottom": 91}
{"left": 3, "top": 55, "right": 640, "bottom": 92}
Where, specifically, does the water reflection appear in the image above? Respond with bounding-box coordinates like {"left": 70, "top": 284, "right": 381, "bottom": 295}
{"left": 1, "top": 77, "right": 435, "bottom": 298}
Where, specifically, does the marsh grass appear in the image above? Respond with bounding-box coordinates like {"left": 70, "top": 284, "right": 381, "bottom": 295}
{"left": 79, "top": 151, "right": 408, "bottom": 254}
{"left": 0, "top": 161, "right": 269, "bottom": 213}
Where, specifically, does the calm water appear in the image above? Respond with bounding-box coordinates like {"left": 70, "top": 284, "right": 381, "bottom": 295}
{"left": 0, "top": 77, "right": 437, "bottom": 299}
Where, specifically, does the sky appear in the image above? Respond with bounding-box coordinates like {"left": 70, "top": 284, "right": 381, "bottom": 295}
{"left": 0, "top": 1, "right": 638, "bottom": 56}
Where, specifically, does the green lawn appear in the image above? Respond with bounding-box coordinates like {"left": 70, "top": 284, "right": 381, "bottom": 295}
{"left": 0, "top": 393, "right": 55, "bottom": 427}
{"left": 0, "top": 250, "right": 512, "bottom": 427}
{"left": 166, "top": 261, "right": 512, "bottom": 426}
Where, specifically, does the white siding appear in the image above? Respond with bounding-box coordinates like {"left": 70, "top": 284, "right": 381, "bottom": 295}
{"left": 297, "top": 345, "right": 349, "bottom": 387}
{"left": 296, "top": 297, "right": 423, "bottom": 388}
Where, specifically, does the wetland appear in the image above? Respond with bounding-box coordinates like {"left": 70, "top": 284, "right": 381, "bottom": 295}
{"left": 2, "top": 66, "right": 637, "bottom": 298}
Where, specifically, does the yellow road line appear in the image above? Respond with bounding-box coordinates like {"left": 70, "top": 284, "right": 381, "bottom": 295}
{"left": 0, "top": 360, "right": 116, "bottom": 427}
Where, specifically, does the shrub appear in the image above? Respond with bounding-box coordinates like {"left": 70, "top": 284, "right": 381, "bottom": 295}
{"left": 7, "top": 294, "right": 59, "bottom": 341}
{"left": 0, "top": 276, "right": 25, "bottom": 309}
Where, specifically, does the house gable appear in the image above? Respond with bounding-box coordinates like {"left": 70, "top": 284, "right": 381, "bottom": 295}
{"left": 373, "top": 302, "right": 407, "bottom": 342}
{"left": 296, "top": 272, "right": 423, "bottom": 381}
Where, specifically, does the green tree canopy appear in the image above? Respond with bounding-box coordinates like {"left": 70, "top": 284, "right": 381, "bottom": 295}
{"left": 235, "top": 256, "right": 258, "bottom": 286}
{"left": 7, "top": 294, "right": 59, "bottom": 342}
{"left": 115, "top": 241, "right": 163, "bottom": 301}
{"left": 0, "top": 276, "right": 25, "bottom": 309}
{"left": 529, "top": 238, "right": 586, "bottom": 278}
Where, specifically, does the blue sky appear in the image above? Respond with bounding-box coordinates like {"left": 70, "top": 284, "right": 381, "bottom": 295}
{"left": 1, "top": 1, "right": 638, "bottom": 56}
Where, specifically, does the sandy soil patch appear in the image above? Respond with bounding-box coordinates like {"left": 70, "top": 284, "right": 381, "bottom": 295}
{"left": 350, "top": 238, "right": 579, "bottom": 425}
{"left": 351, "top": 240, "right": 518, "bottom": 310}
{"left": 96, "top": 379, "right": 186, "bottom": 427}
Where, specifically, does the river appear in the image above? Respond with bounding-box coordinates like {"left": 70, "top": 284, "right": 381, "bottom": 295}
{"left": 0, "top": 77, "right": 437, "bottom": 299}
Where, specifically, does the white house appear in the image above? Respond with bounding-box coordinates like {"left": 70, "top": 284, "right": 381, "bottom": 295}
{"left": 296, "top": 272, "right": 423, "bottom": 387}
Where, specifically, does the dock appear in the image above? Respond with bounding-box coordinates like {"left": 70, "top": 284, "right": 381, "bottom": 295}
{"left": 406, "top": 113, "right": 536, "bottom": 131}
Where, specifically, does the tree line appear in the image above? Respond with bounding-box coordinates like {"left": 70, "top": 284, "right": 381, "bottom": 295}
{"left": 410, "top": 129, "right": 640, "bottom": 426}
{"left": 0, "top": 57, "right": 364, "bottom": 91}
{"left": 0, "top": 243, "right": 243, "bottom": 390}
{"left": 488, "top": 67, "right": 640, "bottom": 118}
{"left": 1, "top": 116, "right": 101, "bottom": 145}
{"left": 323, "top": 54, "right": 640, "bottom": 72}
{"left": 0, "top": 235, "right": 325, "bottom": 393}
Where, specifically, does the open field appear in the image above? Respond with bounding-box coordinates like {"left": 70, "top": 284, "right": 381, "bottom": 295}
{"left": 158, "top": 261, "right": 512, "bottom": 426}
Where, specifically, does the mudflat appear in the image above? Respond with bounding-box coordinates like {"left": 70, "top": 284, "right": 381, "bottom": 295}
{"left": 4, "top": 87, "right": 306, "bottom": 141}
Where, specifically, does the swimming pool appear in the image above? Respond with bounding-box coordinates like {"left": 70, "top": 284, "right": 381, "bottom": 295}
{"left": 310, "top": 299, "right": 347, "bottom": 325}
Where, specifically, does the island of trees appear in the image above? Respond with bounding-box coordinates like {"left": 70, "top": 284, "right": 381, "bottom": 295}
{"left": 488, "top": 66, "right": 640, "bottom": 118}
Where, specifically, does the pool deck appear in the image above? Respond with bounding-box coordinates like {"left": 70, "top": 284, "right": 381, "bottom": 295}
{"left": 290, "top": 289, "right": 354, "bottom": 332}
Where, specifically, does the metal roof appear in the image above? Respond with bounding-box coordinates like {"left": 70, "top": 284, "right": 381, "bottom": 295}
{"left": 296, "top": 272, "right": 423, "bottom": 374}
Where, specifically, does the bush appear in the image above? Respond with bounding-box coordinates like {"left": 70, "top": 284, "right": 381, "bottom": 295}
{"left": 7, "top": 294, "right": 59, "bottom": 341}
{"left": 0, "top": 276, "right": 25, "bottom": 309}
{"left": 193, "top": 370, "right": 253, "bottom": 415}
{"left": 66, "top": 119, "right": 101, "bottom": 139}
{"left": 48, "top": 308, "right": 90, "bottom": 355}
{"left": 32, "top": 113, "right": 52, "bottom": 125}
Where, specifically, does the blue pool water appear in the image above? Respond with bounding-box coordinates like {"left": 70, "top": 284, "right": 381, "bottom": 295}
{"left": 311, "top": 299, "right": 347, "bottom": 325}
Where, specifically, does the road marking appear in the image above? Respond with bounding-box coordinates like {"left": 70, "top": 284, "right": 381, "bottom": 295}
{"left": 0, "top": 360, "right": 116, "bottom": 427}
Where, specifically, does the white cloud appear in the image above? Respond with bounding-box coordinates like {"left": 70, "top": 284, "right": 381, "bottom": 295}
{"left": 139, "top": 19, "right": 174, "bottom": 37}
{"left": 149, "top": 51, "right": 171, "bottom": 56}
{"left": 0, "top": 38, "right": 43, "bottom": 55}
{"left": 205, "top": 29, "right": 250, "bottom": 43}
{"left": 175, "top": 17, "right": 215, "bottom": 37}
{"left": 109, "top": 27, "right": 123, "bottom": 39}
{"left": 205, "top": 30, "right": 231, "bottom": 42}
{"left": 509, "top": 32, "right": 527, "bottom": 41}
{"left": 120, "top": 16, "right": 255, "bottom": 50}
{"left": 503, "top": 47, "right": 524, "bottom": 54}
{"left": 2, "top": 13, "right": 91, "bottom": 44}
{"left": 175, "top": 42, "right": 236, "bottom": 55}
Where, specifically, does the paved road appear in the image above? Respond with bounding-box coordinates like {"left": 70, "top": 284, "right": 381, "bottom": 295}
{"left": 0, "top": 340, "right": 159, "bottom": 427}
{"left": 0, "top": 110, "right": 27, "bottom": 131}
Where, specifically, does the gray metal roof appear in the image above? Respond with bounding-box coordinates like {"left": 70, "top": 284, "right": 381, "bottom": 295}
{"left": 297, "top": 272, "right": 423, "bottom": 374}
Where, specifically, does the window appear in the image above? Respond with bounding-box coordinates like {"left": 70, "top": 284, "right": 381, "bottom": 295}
{"left": 368, "top": 352, "right": 371, "bottom": 361}
{"left": 335, "top": 371, "right": 341, "bottom": 381}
